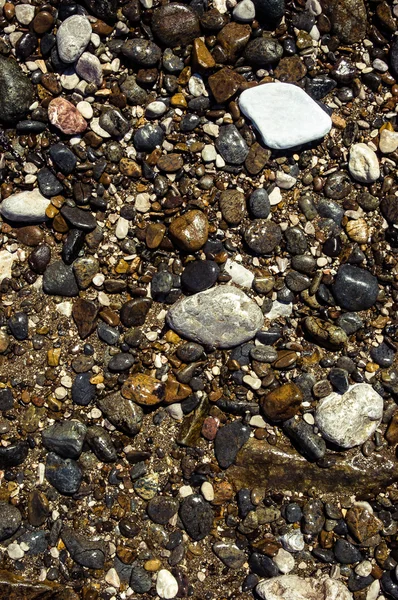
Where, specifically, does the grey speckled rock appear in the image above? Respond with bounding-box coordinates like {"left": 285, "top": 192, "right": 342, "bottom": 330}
{"left": 0, "top": 502, "right": 22, "bottom": 541}
{"left": 256, "top": 574, "right": 353, "bottom": 600}
{"left": 56, "top": 15, "right": 92, "bottom": 63}
{"left": 41, "top": 420, "right": 87, "bottom": 459}
{"left": 62, "top": 528, "right": 107, "bottom": 569}
{"left": 315, "top": 384, "right": 383, "bottom": 449}
{"left": 0, "top": 189, "right": 50, "bottom": 222}
{"left": 0, "top": 56, "right": 34, "bottom": 123}
{"left": 332, "top": 264, "right": 379, "bottom": 311}
{"left": 97, "top": 391, "right": 143, "bottom": 436}
{"left": 215, "top": 124, "right": 249, "bottom": 165}
{"left": 167, "top": 286, "right": 263, "bottom": 348}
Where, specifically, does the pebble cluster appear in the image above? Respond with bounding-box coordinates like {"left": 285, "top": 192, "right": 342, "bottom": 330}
{"left": 1, "top": 0, "right": 398, "bottom": 599}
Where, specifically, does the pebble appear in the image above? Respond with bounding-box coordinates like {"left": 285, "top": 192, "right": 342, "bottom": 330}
{"left": 156, "top": 569, "right": 179, "bottom": 599}
{"left": 214, "top": 420, "right": 251, "bottom": 468}
{"left": 62, "top": 528, "right": 106, "bottom": 569}
{"left": 348, "top": 143, "right": 380, "bottom": 183}
{"left": 233, "top": 0, "right": 255, "bottom": 22}
{"left": 151, "top": 4, "right": 200, "bottom": 46}
{"left": 181, "top": 260, "right": 220, "bottom": 293}
{"left": 48, "top": 97, "right": 87, "bottom": 135}
{"left": 224, "top": 259, "right": 254, "bottom": 288}
{"left": 76, "top": 52, "right": 103, "bottom": 86}
{"left": 219, "top": 189, "right": 246, "bottom": 225}
{"left": 43, "top": 261, "right": 79, "bottom": 297}
{"left": 256, "top": 575, "right": 353, "bottom": 600}
{"left": 8, "top": 311, "right": 28, "bottom": 340}
{"left": 167, "top": 286, "right": 263, "bottom": 348}
{"left": 273, "top": 548, "right": 295, "bottom": 574}
{"left": 0, "top": 55, "right": 34, "bottom": 123}
{"left": 169, "top": 210, "right": 209, "bottom": 252}
{"left": 215, "top": 124, "right": 249, "bottom": 165}
{"left": 315, "top": 384, "right": 383, "bottom": 448}
{"left": 213, "top": 541, "right": 247, "bottom": 568}
{"left": 0, "top": 188, "right": 50, "bottom": 222}
{"left": 379, "top": 129, "right": 398, "bottom": 154}
{"left": 249, "top": 188, "right": 270, "bottom": 219}
{"left": 49, "top": 143, "right": 77, "bottom": 175}
{"left": 239, "top": 82, "right": 332, "bottom": 150}
{"left": 134, "top": 123, "right": 165, "bottom": 151}
{"left": 260, "top": 383, "right": 303, "bottom": 422}
{"left": 179, "top": 494, "right": 214, "bottom": 540}
{"left": 45, "top": 452, "right": 82, "bottom": 495}
{"left": 56, "top": 15, "right": 92, "bottom": 63}
{"left": 42, "top": 420, "right": 87, "bottom": 459}
{"left": 332, "top": 265, "right": 379, "bottom": 311}
{"left": 244, "top": 219, "right": 282, "bottom": 254}
{"left": 97, "top": 391, "right": 143, "bottom": 436}
{"left": 86, "top": 425, "right": 117, "bottom": 462}
{"left": 0, "top": 502, "right": 22, "bottom": 541}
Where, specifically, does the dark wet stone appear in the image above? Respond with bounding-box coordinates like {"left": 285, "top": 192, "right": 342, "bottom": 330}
{"left": 323, "top": 236, "right": 342, "bottom": 257}
{"left": 283, "top": 418, "right": 326, "bottom": 461}
{"left": 302, "top": 499, "right": 325, "bottom": 535}
{"left": 72, "top": 298, "right": 98, "bottom": 339}
{"left": 0, "top": 502, "right": 22, "bottom": 541}
{"left": 321, "top": 0, "right": 367, "bottom": 44}
{"left": 329, "top": 368, "right": 349, "bottom": 393}
{"left": 15, "top": 31, "right": 37, "bottom": 59}
{"left": 0, "top": 389, "right": 13, "bottom": 411}
{"left": 333, "top": 265, "right": 379, "bottom": 311}
{"left": 285, "top": 503, "right": 302, "bottom": 523}
{"left": 244, "top": 38, "right": 283, "bottom": 67}
{"left": 43, "top": 261, "right": 79, "bottom": 297}
{"left": 49, "top": 143, "right": 77, "bottom": 175}
{"left": 62, "top": 229, "right": 85, "bottom": 266}
{"left": 37, "top": 167, "right": 63, "bottom": 198}
{"left": 121, "top": 298, "right": 152, "bottom": 327}
{"left": 215, "top": 124, "right": 249, "bottom": 165}
{"left": 334, "top": 538, "right": 362, "bottom": 564}
{"left": 42, "top": 421, "right": 87, "bottom": 459}
{"left": 179, "top": 494, "right": 214, "bottom": 540}
{"left": 45, "top": 452, "right": 82, "bottom": 495}
{"left": 108, "top": 352, "right": 135, "bottom": 372}
{"left": 130, "top": 566, "right": 152, "bottom": 593}
{"left": 244, "top": 220, "right": 282, "bottom": 255}
{"left": 336, "top": 312, "right": 363, "bottom": 334}
{"left": 213, "top": 541, "right": 246, "bottom": 569}
{"left": 391, "top": 38, "right": 398, "bottom": 80}
{"left": 147, "top": 496, "right": 179, "bottom": 525}
{"left": 318, "top": 198, "right": 344, "bottom": 225}
{"left": 176, "top": 342, "right": 204, "bottom": 362}
{"left": 181, "top": 260, "right": 220, "bottom": 293}
{"left": 248, "top": 189, "right": 270, "bottom": 219}
{"left": 253, "top": 0, "right": 284, "bottom": 23}
{"left": 97, "top": 321, "right": 120, "bottom": 346}
{"left": 120, "top": 75, "right": 147, "bottom": 105}
{"left": 152, "top": 3, "right": 200, "bottom": 46}
{"left": 62, "top": 528, "right": 106, "bottom": 569}
{"left": 242, "top": 573, "right": 260, "bottom": 592}
{"left": 306, "top": 75, "right": 337, "bottom": 100}
{"left": 97, "top": 391, "right": 143, "bottom": 436}
{"left": 285, "top": 271, "right": 311, "bottom": 292}
{"left": 249, "top": 553, "right": 279, "bottom": 578}
{"left": 180, "top": 114, "right": 200, "bottom": 132}
{"left": 16, "top": 120, "right": 47, "bottom": 134}
{"left": 122, "top": 39, "right": 161, "bottom": 66}
{"left": 8, "top": 312, "right": 28, "bottom": 341}
{"left": 381, "top": 571, "right": 398, "bottom": 599}
{"left": 99, "top": 108, "right": 130, "bottom": 137}
{"left": 0, "top": 441, "right": 29, "bottom": 468}
{"left": 20, "top": 530, "right": 48, "bottom": 555}
{"left": 214, "top": 420, "right": 251, "bottom": 468}
{"left": 370, "top": 343, "right": 395, "bottom": 368}
{"left": 28, "top": 490, "right": 49, "bottom": 527}
{"left": 284, "top": 226, "right": 308, "bottom": 254}
{"left": 324, "top": 170, "right": 352, "bottom": 199}
{"left": 133, "top": 123, "right": 164, "bottom": 152}
{"left": 348, "top": 573, "right": 374, "bottom": 592}
{"left": 151, "top": 271, "right": 173, "bottom": 300}
{"left": 83, "top": 0, "right": 117, "bottom": 22}
{"left": 86, "top": 425, "right": 117, "bottom": 462}
{"left": 0, "top": 56, "right": 34, "bottom": 125}
{"left": 72, "top": 373, "right": 96, "bottom": 406}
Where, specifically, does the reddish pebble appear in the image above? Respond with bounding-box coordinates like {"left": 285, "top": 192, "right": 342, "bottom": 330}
{"left": 201, "top": 416, "right": 219, "bottom": 440}
{"left": 48, "top": 98, "right": 87, "bottom": 135}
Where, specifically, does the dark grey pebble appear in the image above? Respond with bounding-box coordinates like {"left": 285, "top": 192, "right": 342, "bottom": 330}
{"left": 181, "top": 260, "right": 220, "bottom": 293}
{"left": 370, "top": 342, "right": 395, "bottom": 368}
{"left": 108, "top": 352, "right": 135, "bottom": 372}
{"left": 97, "top": 391, "right": 143, "bottom": 436}
{"left": 20, "top": 530, "right": 48, "bottom": 555}
{"left": 214, "top": 420, "right": 251, "bottom": 468}
{"left": 49, "top": 143, "right": 77, "bottom": 175}
{"left": 285, "top": 271, "right": 311, "bottom": 292}
{"left": 334, "top": 538, "right": 362, "bottom": 564}
{"left": 176, "top": 342, "right": 204, "bottom": 362}
{"left": 122, "top": 39, "right": 162, "bottom": 66}
{"left": 37, "top": 167, "right": 64, "bottom": 198}
{"left": 72, "top": 372, "right": 96, "bottom": 406}
{"left": 212, "top": 541, "right": 246, "bottom": 569}
{"left": 86, "top": 425, "right": 117, "bottom": 462}
{"left": 147, "top": 496, "right": 179, "bottom": 525}
{"left": 130, "top": 565, "right": 152, "bottom": 593}
{"left": 61, "top": 205, "right": 96, "bottom": 231}
{"left": 0, "top": 502, "right": 22, "bottom": 541}
{"left": 328, "top": 368, "right": 349, "bottom": 393}
{"left": 45, "top": 452, "right": 82, "bottom": 495}
{"left": 43, "top": 261, "right": 79, "bottom": 297}
{"left": 249, "top": 553, "right": 279, "bottom": 577}
{"left": 215, "top": 124, "right": 249, "bottom": 165}
{"left": 0, "top": 441, "right": 29, "bottom": 468}
{"left": 283, "top": 418, "right": 326, "bottom": 462}
{"left": 336, "top": 312, "right": 364, "bottom": 334}
{"left": 179, "top": 494, "right": 214, "bottom": 540}
{"left": 133, "top": 123, "right": 164, "bottom": 152}
{"left": 0, "top": 388, "right": 14, "bottom": 411}
{"left": 250, "top": 345, "right": 277, "bottom": 363}
{"left": 41, "top": 420, "right": 87, "bottom": 459}
{"left": 97, "top": 321, "right": 120, "bottom": 346}
{"left": 302, "top": 499, "right": 325, "bottom": 535}
{"left": 244, "top": 37, "right": 283, "bottom": 67}
{"left": 248, "top": 188, "right": 270, "bottom": 219}
{"left": 333, "top": 264, "right": 379, "bottom": 311}
{"left": 0, "top": 55, "right": 34, "bottom": 123}
{"left": 62, "top": 528, "right": 106, "bottom": 569}
{"left": 99, "top": 108, "right": 130, "bottom": 137}
{"left": 8, "top": 311, "right": 29, "bottom": 340}
{"left": 29, "top": 244, "right": 51, "bottom": 274}
{"left": 284, "top": 226, "right": 308, "bottom": 254}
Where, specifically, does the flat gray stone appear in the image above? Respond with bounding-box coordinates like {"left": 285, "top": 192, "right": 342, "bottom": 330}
{"left": 56, "top": 15, "right": 92, "bottom": 63}
{"left": 239, "top": 82, "right": 332, "bottom": 150}
{"left": 0, "top": 188, "right": 50, "bottom": 222}
{"left": 166, "top": 285, "right": 263, "bottom": 348}
{"left": 315, "top": 383, "right": 383, "bottom": 449}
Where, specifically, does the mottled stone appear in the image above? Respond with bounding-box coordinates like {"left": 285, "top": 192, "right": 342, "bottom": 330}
{"left": 214, "top": 420, "right": 251, "bottom": 468}
{"left": 152, "top": 4, "right": 200, "bottom": 46}
{"left": 260, "top": 383, "right": 303, "bottom": 422}
{"left": 169, "top": 210, "right": 209, "bottom": 252}
{"left": 0, "top": 56, "right": 34, "bottom": 124}
{"left": 0, "top": 189, "right": 50, "bottom": 223}
{"left": 97, "top": 391, "right": 143, "bottom": 436}
{"left": 56, "top": 15, "right": 92, "bottom": 63}
{"left": 179, "top": 494, "right": 214, "bottom": 540}
{"left": 48, "top": 98, "right": 87, "bottom": 135}
{"left": 121, "top": 373, "right": 165, "bottom": 406}
{"left": 256, "top": 575, "right": 353, "bottom": 600}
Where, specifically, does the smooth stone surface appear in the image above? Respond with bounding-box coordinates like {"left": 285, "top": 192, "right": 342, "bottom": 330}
{"left": 215, "top": 124, "right": 249, "bottom": 165}
{"left": 45, "top": 452, "right": 82, "bottom": 495}
{"left": 72, "top": 373, "right": 96, "bottom": 406}
{"left": 156, "top": 569, "right": 179, "bottom": 600}
{"left": 0, "top": 56, "right": 34, "bottom": 123}
{"left": 179, "top": 494, "right": 214, "bottom": 540}
{"left": 167, "top": 286, "right": 264, "bottom": 348}
{"left": 0, "top": 189, "right": 50, "bottom": 222}
{"left": 76, "top": 52, "right": 103, "bottom": 86}
{"left": 62, "top": 528, "right": 106, "bottom": 569}
{"left": 244, "top": 219, "right": 282, "bottom": 255}
{"left": 315, "top": 384, "right": 383, "bottom": 448}
{"left": 233, "top": 0, "right": 255, "bottom": 22}
{"left": 332, "top": 264, "right": 379, "bottom": 311}
{"left": 244, "top": 38, "right": 283, "bottom": 66}
{"left": 42, "top": 420, "right": 87, "bottom": 459}
{"left": 97, "top": 391, "right": 143, "bottom": 436}
{"left": 43, "top": 261, "right": 79, "bottom": 297}
{"left": 86, "top": 426, "right": 117, "bottom": 462}
{"left": 256, "top": 574, "right": 353, "bottom": 600}
{"left": 321, "top": 0, "right": 367, "bottom": 44}
{"left": 213, "top": 541, "right": 246, "bottom": 568}
{"left": 152, "top": 3, "right": 200, "bottom": 46}
{"left": 48, "top": 97, "right": 87, "bottom": 135}
{"left": 49, "top": 143, "right": 77, "bottom": 175}
{"left": 56, "top": 15, "right": 92, "bottom": 63}
{"left": 214, "top": 420, "right": 251, "bottom": 468}
{"left": 181, "top": 260, "right": 220, "bottom": 293}
{"left": 348, "top": 143, "right": 380, "bottom": 183}
{"left": 239, "top": 82, "right": 332, "bottom": 150}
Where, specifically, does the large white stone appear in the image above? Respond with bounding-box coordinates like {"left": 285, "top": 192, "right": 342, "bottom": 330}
{"left": 56, "top": 15, "right": 92, "bottom": 64}
{"left": 348, "top": 143, "right": 380, "bottom": 183}
{"left": 167, "top": 285, "right": 264, "bottom": 348}
{"left": 256, "top": 575, "right": 353, "bottom": 600}
{"left": 156, "top": 569, "right": 178, "bottom": 599}
{"left": 315, "top": 383, "right": 383, "bottom": 449}
{"left": 239, "top": 82, "right": 332, "bottom": 150}
{"left": 0, "top": 188, "right": 50, "bottom": 222}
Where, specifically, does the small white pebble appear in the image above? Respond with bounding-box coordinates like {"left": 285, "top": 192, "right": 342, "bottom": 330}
{"left": 77, "top": 101, "right": 94, "bottom": 119}
{"left": 179, "top": 485, "right": 193, "bottom": 497}
{"left": 105, "top": 568, "right": 120, "bottom": 588}
{"left": 201, "top": 481, "right": 214, "bottom": 501}
{"left": 7, "top": 542, "right": 24, "bottom": 560}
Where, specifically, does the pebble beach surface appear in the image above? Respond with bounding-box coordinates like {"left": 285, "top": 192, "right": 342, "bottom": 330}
{"left": 1, "top": 0, "right": 398, "bottom": 599}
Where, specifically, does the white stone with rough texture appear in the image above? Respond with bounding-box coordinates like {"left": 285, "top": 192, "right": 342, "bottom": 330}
{"left": 57, "top": 15, "right": 92, "bottom": 64}
{"left": 233, "top": 0, "right": 255, "bottom": 22}
{"left": 0, "top": 189, "right": 50, "bottom": 222}
{"left": 224, "top": 259, "right": 254, "bottom": 288}
{"left": 156, "top": 569, "right": 179, "bottom": 599}
{"left": 167, "top": 285, "right": 264, "bottom": 348}
{"left": 274, "top": 548, "right": 295, "bottom": 574}
{"left": 0, "top": 250, "right": 15, "bottom": 282}
{"left": 239, "top": 82, "right": 332, "bottom": 150}
{"left": 348, "top": 143, "right": 380, "bottom": 183}
{"left": 379, "top": 129, "right": 398, "bottom": 154}
{"left": 256, "top": 575, "right": 353, "bottom": 600}
{"left": 265, "top": 301, "right": 293, "bottom": 321}
{"left": 315, "top": 383, "right": 383, "bottom": 449}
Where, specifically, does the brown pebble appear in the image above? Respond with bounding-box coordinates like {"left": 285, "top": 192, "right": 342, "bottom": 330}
{"left": 169, "top": 209, "right": 209, "bottom": 252}
{"left": 32, "top": 10, "right": 54, "bottom": 34}
{"left": 260, "top": 382, "right": 303, "bottom": 422}
{"left": 121, "top": 373, "right": 165, "bottom": 406}
{"left": 146, "top": 223, "right": 166, "bottom": 249}
{"left": 16, "top": 226, "right": 44, "bottom": 247}
{"left": 157, "top": 154, "right": 183, "bottom": 173}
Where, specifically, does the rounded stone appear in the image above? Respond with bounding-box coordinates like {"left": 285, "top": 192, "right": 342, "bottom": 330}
{"left": 348, "top": 143, "right": 380, "bottom": 183}
{"left": 244, "top": 220, "right": 282, "bottom": 255}
{"left": 169, "top": 210, "right": 209, "bottom": 252}
{"left": 56, "top": 15, "right": 92, "bottom": 63}
{"left": 332, "top": 265, "right": 379, "bottom": 311}
{"left": 179, "top": 494, "right": 214, "bottom": 540}
{"left": 181, "top": 260, "right": 220, "bottom": 293}
{"left": 152, "top": 4, "right": 200, "bottom": 47}
{"left": 244, "top": 37, "right": 283, "bottom": 66}
{"left": 260, "top": 382, "right": 303, "bottom": 422}
{"left": 0, "top": 502, "right": 22, "bottom": 542}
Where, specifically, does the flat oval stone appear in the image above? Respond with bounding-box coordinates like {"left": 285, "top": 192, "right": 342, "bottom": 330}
{"left": 152, "top": 3, "right": 200, "bottom": 47}
{"left": 215, "top": 124, "right": 249, "bottom": 165}
{"left": 56, "top": 15, "right": 92, "bottom": 63}
{"left": 121, "top": 373, "right": 165, "bottom": 406}
{"left": 0, "top": 189, "right": 50, "bottom": 223}
{"left": 122, "top": 39, "right": 162, "bottom": 66}
{"left": 214, "top": 420, "right": 251, "bottom": 468}
{"left": 45, "top": 452, "right": 82, "bottom": 495}
{"left": 0, "top": 502, "right": 22, "bottom": 542}
{"left": 181, "top": 260, "right": 220, "bottom": 293}
{"left": 169, "top": 210, "right": 209, "bottom": 252}
{"left": 97, "top": 391, "right": 143, "bottom": 436}
{"left": 179, "top": 494, "right": 214, "bottom": 540}
{"left": 256, "top": 575, "right": 353, "bottom": 600}
{"left": 315, "top": 383, "right": 383, "bottom": 449}
{"left": 332, "top": 264, "right": 379, "bottom": 311}
{"left": 167, "top": 286, "right": 264, "bottom": 348}
{"left": 244, "top": 220, "right": 282, "bottom": 255}
{"left": 213, "top": 541, "right": 246, "bottom": 569}
{"left": 48, "top": 98, "right": 87, "bottom": 135}
{"left": 260, "top": 382, "right": 303, "bottom": 422}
